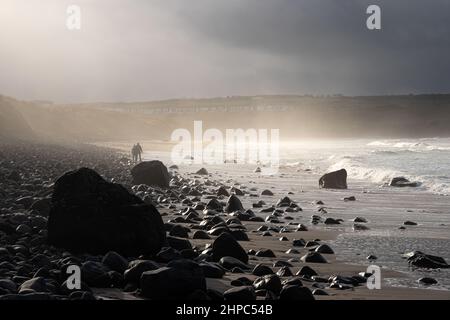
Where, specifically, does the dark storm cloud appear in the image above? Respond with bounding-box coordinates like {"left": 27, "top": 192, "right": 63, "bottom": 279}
{"left": 1, "top": 0, "right": 449, "bottom": 102}
{"left": 165, "top": 0, "right": 450, "bottom": 95}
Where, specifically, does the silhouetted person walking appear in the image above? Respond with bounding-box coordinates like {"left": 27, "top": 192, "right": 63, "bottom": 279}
{"left": 136, "top": 142, "right": 143, "bottom": 162}
{"left": 131, "top": 144, "right": 138, "bottom": 163}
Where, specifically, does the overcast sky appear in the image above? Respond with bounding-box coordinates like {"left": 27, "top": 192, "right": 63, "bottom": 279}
{"left": 1, "top": 0, "right": 449, "bottom": 103}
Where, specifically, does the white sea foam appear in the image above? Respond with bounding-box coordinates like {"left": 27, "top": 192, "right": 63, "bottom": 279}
{"left": 284, "top": 161, "right": 301, "bottom": 167}
{"left": 328, "top": 158, "right": 400, "bottom": 184}
{"left": 370, "top": 149, "right": 417, "bottom": 156}
{"left": 367, "top": 140, "right": 391, "bottom": 147}
{"left": 327, "top": 155, "right": 450, "bottom": 196}
{"left": 368, "top": 139, "right": 450, "bottom": 152}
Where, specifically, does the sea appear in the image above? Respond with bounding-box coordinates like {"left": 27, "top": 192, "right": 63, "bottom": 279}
{"left": 134, "top": 137, "right": 450, "bottom": 292}
{"left": 281, "top": 138, "right": 450, "bottom": 291}
{"left": 281, "top": 137, "right": 450, "bottom": 196}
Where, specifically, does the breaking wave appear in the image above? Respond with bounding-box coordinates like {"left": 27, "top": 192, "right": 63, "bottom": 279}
{"left": 328, "top": 158, "right": 400, "bottom": 184}
{"left": 368, "top": 140, "right": 450, "bottom": 152}
{"left": 328, "top": 157, "right": 450, "bottom": 196}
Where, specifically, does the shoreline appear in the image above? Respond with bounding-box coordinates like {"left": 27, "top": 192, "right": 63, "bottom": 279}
{"left": 95, "top": 140, "right": 450, "bottom": 297}
{"left": 1, "top": 139, "right": 448, "bottom": 300}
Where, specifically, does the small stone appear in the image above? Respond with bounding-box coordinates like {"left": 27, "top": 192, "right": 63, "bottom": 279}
{"left": 140, "top": 260, "right": 206, "bottom": 299}
{"left": 223, "top": 286, "right": 256, "bottom": 301}
{"left": 253, "top": 274, "right": 282, "bottom": 295}
{"left": 315, "top": 244, "right": 334, "bottom": 254}
{"left": 324, "top": 218, "right": 340, "bottom": 225}
{"left": 252, "top": 264, "right": 274, "bottom": 276}
{"left": 312, "top": 288, "right": 329, "bottom": 296}
{"left": 353, "top": 223, "right": 370, "bottom": 231}
{"left": 212, "top": 233, "right": 248, "bottom": 264}
{"left": 192, "top": 230, "right": 211, "bottom": 240}
{"left": 19, "top": 277, "right": 48, "bottom": 293}
{"left": 16, "top": 224, "right": 32, "bottom": 235}
{"left": 418, "top": 277, "right": 438, "bottom": 285}
{"left": 196, "top": 168, "right": 209, "bottom": 175}
{"left": 261, "top": 190, "right": 274, "bottom": 196}
{"left": 292, "top": 239, "right": 306, "bottom": 247}
{"left": 276, "top": 266, "right": 293, "bottom": 277}
{"left": 219, "top": 257, "right": 249, "bottom": 270}
{"left": 255, "top": 249, "right": 276, "bottom": 258}
{"left": 301, "top": 252, "right": 327, "bottom": 263}
{"left": 279, "top": 285, "right": 314, "bottom": 300}
{"left": 102, "top": 251, "right": 129, "bottom": 273}
{"left": 124, "top": 260, "right": 159, "bottom": 283}
{"left": 296, "top": 266, "right": 318, "bottom": 278}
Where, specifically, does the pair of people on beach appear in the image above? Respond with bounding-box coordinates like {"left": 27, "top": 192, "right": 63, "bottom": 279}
{"left": 131, "top": 143, "right": 143, "bottom": 163}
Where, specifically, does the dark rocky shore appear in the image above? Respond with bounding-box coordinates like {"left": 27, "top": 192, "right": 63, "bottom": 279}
{"left": 0, "top": 142, "right": 132, "bottom": 300}
{"left": 0, "top": 141, "right": 447, "bottom": 300}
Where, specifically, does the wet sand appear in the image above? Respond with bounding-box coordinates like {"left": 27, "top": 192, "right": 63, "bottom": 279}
{"left": 1, "top": 140, "right": 448, "bottom": 300}
{"left": 109, "top": 141, "right": 450, "bottom": 300}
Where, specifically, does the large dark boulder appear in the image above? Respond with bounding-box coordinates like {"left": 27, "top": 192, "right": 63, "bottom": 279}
{"left": 319, "top": 169, "right": 348, "bottom": 189}
{"left": 131, "top": 161, "right": 170, "bottom": 188}
{"left": 47, "top": 168, "right": 166, "bottom": 256}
